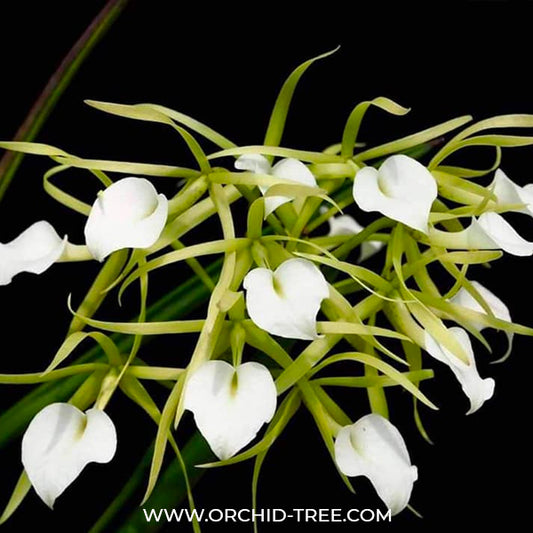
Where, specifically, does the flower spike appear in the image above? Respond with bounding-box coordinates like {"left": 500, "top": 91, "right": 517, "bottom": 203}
{"left": 84, "top": 177, "right": 168, "bottom": 261}
{"left": 243, "top": 258, "right": 329, "bottom": 340}
{"left": 22, "top": 403, "right": 117, "bottom": 508}
{"left": 183, "top": 361, "right": 277, "bottom": 460}
{"left": 334, "top": 414, "right": 418, "bottom": 515}
{"left": 352, "top": 154, "right": 437, "bottom": 233}
{"left": 0, "top": 221, "right": 66, "bottom": 285}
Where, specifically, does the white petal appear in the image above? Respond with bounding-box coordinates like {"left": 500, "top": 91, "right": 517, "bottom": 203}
{"left": 22, "top": 403, "right": 117, "bottom": 508}
{"left": 424, "top": 327, "right": 495, "bottom": 414}
{"left": 492, "top": 168, "right": 533, "bottom": 216}
{"left": 84, "top": 177, "right": 168, "bottom": 261}
{"left": 234, "top": 154, "right": 272, "bottom": 179}
{"left": 183, "top": 361, "right": 277, "bottom": 460}
{"left": 243, "top": 258, "right": 329, "bottom": 340}
{"left": 334, "top": 414, "right": 418, "bottom": 515}
{"left": 449, "top": 281, "right": 513, "bottom": 361}
{"left": 449, "top": 281, "right": 511, "bottom": 330}
{"left": 0, "top": 221, "right": 66, "bottom": 285}
{"left": 474, "top": 212, "right": 533, "bottom": 256}
{"left": 353, "top": 155, "right": 437, "bottom": 233}
{"left": 263, "top": 158, "right": 318, "bottom": 217}
{"left": 326, "top": 214, "right": 384, "bottom": 261}
{"left": 327, "top": 213, "right": 365, "bottom": 236}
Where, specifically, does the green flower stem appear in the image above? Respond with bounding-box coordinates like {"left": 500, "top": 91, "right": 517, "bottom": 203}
{"left": 275, "top": 294, "right": 383, "bottom": 395}
{"left": 68, "top": 249, "right": 129, "bottom": 334}
{"left": 167, "top": 175, "right": 209, "bottom": 217}
{"left": 333, "top": 217, "right": 395, "bottom": 259}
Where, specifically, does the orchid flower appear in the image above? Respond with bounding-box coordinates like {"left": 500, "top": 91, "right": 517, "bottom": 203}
{"left": 183, "top": 360, "right": 277, "bottom": 460}
{"left": 428, "top": 212, "right": 533, "bottom": 256}
{"left": 334, "top": 414, "right": 418, "bottom": 515}
{"left": 22, "top": 403, "right": 117, "bottom": 508}
{"left": 449, "top": 281, "right": 513, "bottom": 360}
{"left": 84, "top": 177, "right": 168, "bottom": 262}
{"left": 0, "top": 221, "right": 66, "bottom": 285}
{"left": 424, "top": 327, "right": 495, "bottom": 414}
{"left": 326, "top": 212, "right": 384, "bottom": 261}
{"left": 491, "top": 168, "right": 533, "bottom": 216}
{"left": 352, "top": 154, "right": 437, "bottom": 233}
{"left": 243, "top": 258, "right": 329, "bottom": 340}
{"left": 235, "top": 154, "right": 318, "bottom": 218}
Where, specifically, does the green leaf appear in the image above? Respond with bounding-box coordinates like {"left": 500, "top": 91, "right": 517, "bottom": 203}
{"left": 0, "top": 0, "right": 129, "bottom": 201}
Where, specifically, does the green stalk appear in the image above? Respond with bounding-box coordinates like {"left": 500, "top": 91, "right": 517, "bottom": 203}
{"left": 0, "top": 0, "right": 129, "bottom": 200}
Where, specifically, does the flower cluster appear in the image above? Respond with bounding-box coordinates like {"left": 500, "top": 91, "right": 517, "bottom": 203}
{"left": 1, "top": 53, "right": 532, "bottom": 526}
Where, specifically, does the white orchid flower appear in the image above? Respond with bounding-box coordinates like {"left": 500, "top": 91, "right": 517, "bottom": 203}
{"left": 325, "top": 212, "right": 384, "bottom": 261}
{"left": 491, "top": 168, "right": 533, "bottom": 216}
{"left": 235, "top": 154, "right": 318, "bottom": 218}
{"left": 334, "top": 414, "right": 418, "bottom": 516}
{"left": 243, "top": 258, "right": 329, "bottom": 340}
{"left": 22, "top": 403, "right": 117, "bottom": 508}
{"left": 352, "top": 154, "right": 437, "bottom": 233}
{"left": 424, "top": 327, "right": 495, "bottom": 414}
{"left": 449, "top": 281, "right": 513, "bottom": 360}
{"left": 0, "top": 221, "right": 66, "bottom": 286}
{"left": 183, "top": 360, "right": 277, "bottom": 460}
{"left": 85, "top": 177, "right": 168, "bottom": 262}
{"left": 429, "top": 211, "right": 533, "bottom": 256}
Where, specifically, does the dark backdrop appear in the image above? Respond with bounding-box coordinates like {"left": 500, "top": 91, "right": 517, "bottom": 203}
{"left": 0, "top": 1, "right": 532, "bottom": 532}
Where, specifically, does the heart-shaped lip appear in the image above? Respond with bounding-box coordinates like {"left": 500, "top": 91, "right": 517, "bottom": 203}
{"left": 84, "top": 176, "right": 168, "bottom": 262}
{"left": 243, "top": 258, "right": 329, "bottom": 341}
{"left": 22, "top": 403, "right": 117, "bottom": 508}
{"left": 353, "top": 154, "right": 437, "bottom": 234}
{"left": 183, "top": 361, "right": 277, "bottom": 460}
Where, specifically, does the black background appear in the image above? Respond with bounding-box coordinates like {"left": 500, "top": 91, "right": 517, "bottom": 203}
{"left": 1, "top": 1, "right": 533, "bottom": 532}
